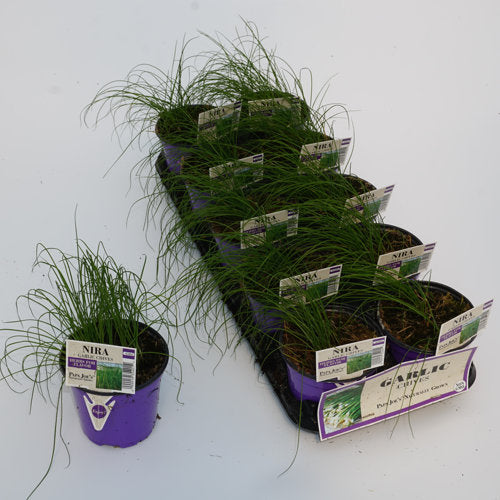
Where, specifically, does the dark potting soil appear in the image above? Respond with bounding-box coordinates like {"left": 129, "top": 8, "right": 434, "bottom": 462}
{"left": 342, "top": 174, "right": 375, "bottom": 195}
{"left": 379, "top": 288, "right": 472, "bottom": 352}
{"left": 379, "top": 226, "right": 418, "bottom": 253}
{"left": 282, "top": 310, "right": 376, "bottom": 378}
{"left": 135, "top": 328, "right": 168, "bottom": 387}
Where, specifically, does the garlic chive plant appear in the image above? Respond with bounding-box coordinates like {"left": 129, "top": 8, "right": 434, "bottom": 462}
{"left": 1, "top": 238, "right": 172, "bottom": 392}
{"left": 0, "top": 237, "right": 174, "bottom": 498}
{"left": 83, "top": 37, "right": 210, "bottom": 172}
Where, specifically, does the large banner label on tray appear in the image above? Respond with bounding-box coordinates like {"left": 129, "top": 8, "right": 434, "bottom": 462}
{"left": 318, "top": 347, "right": 476, "bottom": 441}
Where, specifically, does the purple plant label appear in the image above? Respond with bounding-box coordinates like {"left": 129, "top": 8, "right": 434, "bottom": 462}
{"left": 315, "top": 336, "right": 386, "bottom": 382}
{"left": 240, "top": 209, "right": 299, "bottom": 249}
{"left": 435, "top": 300, "right": 493, "bottom": 355}
{"left": 279, "top": 264, "right": 342, "bottom": 304}
{"left": 299, "top": 138, "right": 352, "bottom": 173}
{"left": 123, "top": 348, "right": 135, "bottom": 359}
{"left": 68, "top": 357, "right": 97, "bottom": 370}
{"left": 318, "top": 348, "right": 477, "bottom": 441}
{"left": 318, "top": 357, "right": 348, "bottom": 369}
{"left": 344, "top": 185, "right": 395, "bottom": 220}
{"left": 198, "top": 101, "right": 242, "bottom": 139}
{"left": 248, "top": 96, "right": 300, "bottom": 118}
{"left": 374, "top": 242, "right": 436, "bottom": 283}
{"left": 65, "top": 339, "right": 137, "bottom": 395}
{"left": 209, "top": 153, "right": 264, "bottom": 190}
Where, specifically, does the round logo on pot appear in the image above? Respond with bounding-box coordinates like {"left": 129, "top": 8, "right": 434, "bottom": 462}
{"left": 92, "top": 405, "right": 107, "bottom": 419}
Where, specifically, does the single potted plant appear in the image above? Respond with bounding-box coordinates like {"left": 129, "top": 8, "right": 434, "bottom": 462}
{"left": 1, "top": 236, "right": 175, "bottom": 496}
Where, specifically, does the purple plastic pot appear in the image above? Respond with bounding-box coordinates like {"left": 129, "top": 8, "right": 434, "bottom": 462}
{"left": 377, "top": 281, "right": 474, "bottom": 363}
{"left": 247, "top": 294, "right": 283, "bottom": 334}
{"left": 186, "top": 184, "right": 210, "bottom": 211}
{"left": 212, "top": 232, "right": 243, "bottom": 267}
{"left": 67, "top": 325, "right": 169, "bottom": 447}
{"left": 283, "top": 359, "right": 349, "bottom": 402}
{"left": 161, "top": 142, "right": 193, "bottom": 175}
{"left": 281, "top": 305, "right": 382, "bottom": 402}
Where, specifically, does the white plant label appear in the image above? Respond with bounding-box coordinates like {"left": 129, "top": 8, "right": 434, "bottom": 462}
{"left": 318, "top": 348, "right": 476, "bottom": 441}
{"left": 209, "top": 153, "right": 264, "bottom": 189}
{"left": 240, "top": 209, "right": 299, "bottom": 249}
{"left": 65, "top": 340, "right": 136, "bottom": 394}
{"left": 315, "top": 336, "right": 386, "bottom": 382}
{"left": 374, "top": 242, "right": 436, "bottom": 282}
{"left": 279, "top": 264, "right": 342, "bottom": 303}
{"left": 345, "top": 185, "right": 395, "bottom": 218}
{"left": 248, "top": 96, "right": 300, "bottom": 117}
{"left": 436, "top": 300, "right": 493, "bottom": 355}
{"left": 198, "top": 101, "right": 242, "bottom": 138}
{"left": 299, "top": 138, "right": 352, "bottom": 173}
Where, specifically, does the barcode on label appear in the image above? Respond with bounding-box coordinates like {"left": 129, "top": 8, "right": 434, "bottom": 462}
{"left": 122, "top": 362, "right": 135, "bottom": 392}
{"left": 418, "top": 254, "right": 430, "bottom": 271}
{"left": 378, "top": 193, "right": 391, "bottom": 213}
{"left": 337, "top": 145, "right": 349, "bottom": 166}
{"left": 479, "top": 310, "right": 490, "bottom": 330}
{"left": 419, "top": 252, "right": 432, "bottom": 272}
{"left": 327, "top": 276, "right": 340, "bottom": 295}
{"left": 372, "top": 347, "right": 383, "bottom": 367}
{"left": 419, "top": 243, "right": 436, "bottom": 272}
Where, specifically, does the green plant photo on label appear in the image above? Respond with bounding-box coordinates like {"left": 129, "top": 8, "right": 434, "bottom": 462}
{"left": 399, "top": 257, "right": 421, "bottom": 277}
{"left": 319, "top": 150, "right": 339, "bottom": 169}
{"left": 346, "top": 352, "right": 372, "bottom": 375}
{"left": 364, "top": 199, "right": 382, "bottom": 218}
{"left": 96, "top": 363, "right": 123, "bottom": 391}
{"left": 460, "top": 319, "right": 480, "bottom": 343}
{"left": 307, "top": 280, "right": 329, "bottom": 301}
{"left": 266, "top": 221, "right": 288, "bottom": 243}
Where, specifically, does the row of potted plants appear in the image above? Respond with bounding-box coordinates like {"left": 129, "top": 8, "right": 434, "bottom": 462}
{"left": 134, "top": 24, "right": 480, "bottom": 411}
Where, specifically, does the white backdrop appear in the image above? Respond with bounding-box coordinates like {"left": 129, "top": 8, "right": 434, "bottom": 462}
{"left": 1, "top": 1, "right": 499, "bottom": 499}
